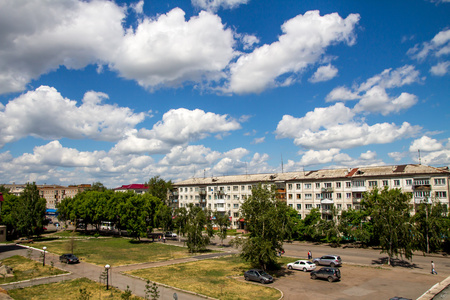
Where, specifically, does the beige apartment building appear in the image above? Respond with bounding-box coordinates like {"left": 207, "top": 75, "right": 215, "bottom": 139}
{"left": 173, "top": 164, "right": 450, "bottom": 229}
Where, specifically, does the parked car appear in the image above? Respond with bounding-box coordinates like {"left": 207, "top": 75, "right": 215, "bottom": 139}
{"left": 244, "top": 269, "right": 273, "bottom": 284}
{"left": 59, "top": 254, "right": 79, "bottom": 264}
{"left": 14, "top": 237, "right": 34, "bottom": 244}
{"left": 310, "top": 267, "right": 341, "bottom": 282}
{"left": 164, "top": 231, "right": 177, "bottom": 238}
{"left": 312, "top": 255, "right": 342, "bottom": 267}
{"left": 287, "top": 260, "right": 316, "bottom": 272}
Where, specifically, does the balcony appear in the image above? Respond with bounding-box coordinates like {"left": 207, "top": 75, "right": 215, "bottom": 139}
{"left": 414, "top": 197, "right": 432, "bottom": 204}
{"left": 199, "top": 189, "right": 206, "bottom": 196}
{"left": 216, "top": 207, "right": 226, "bottom": 212}
{"left": 321, "top": 187, "right": 333, "bottom": 193}
{"left": 352, "top": 198, "right": 362, "bottom": 204}
{"left": 351, "top": 186, "right": 366, "bottom": 192}
{"left": 215, "top": 199, "right": 225, "bottom": 204}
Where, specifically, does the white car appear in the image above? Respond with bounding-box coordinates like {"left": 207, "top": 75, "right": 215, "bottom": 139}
{"left": 287, "top": 260, "right": 316, "bottom": 272}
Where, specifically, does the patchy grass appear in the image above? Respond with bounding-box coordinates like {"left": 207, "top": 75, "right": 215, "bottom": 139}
{"left": 8, "top": 277, "right": 142, "bottom": 300}
{"left": 0, "top": 256, "right": 67, "bottom": 284}
{"left": 127, "top": 255, "right": 281, "bottom": 300}
{"left": 37, "top": 237, "right": 198, "bottom": 266}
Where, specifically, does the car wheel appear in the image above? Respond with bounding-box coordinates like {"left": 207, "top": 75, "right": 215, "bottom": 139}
{"left": 311, "top": 274, "right": 317, "bottom": 280}
{"left": 288, "top": 265, "right": 293, "bottom": 270}
{"left": 260, "top": 279, "right": 265, "bottom": 284}
{"left": 302, "top": 268, "right": 307, "bottom": 272}
{"left": 330, "top": 263, "right": 335, "bottom": 267}
{"left": 244, "top": 276, "right": 249, "bottom": 281}
{"left": 328, "top": 276, "right": 334, "bottom": 282}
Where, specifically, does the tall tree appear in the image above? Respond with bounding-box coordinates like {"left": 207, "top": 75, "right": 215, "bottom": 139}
{"left": 362, "top": 187, "right": 413, "bottom": 265}
{"left": 186, "top": 204, "right": 210, "bottom": 252}
{"left": 173, "top": 207, "right": 188, "bottom": 240}
{"left": 87, "top": 182, "right": 107, "bottom": 192}
{"left": 338, "top": 208, "right": 371, "bottom": 245}
{"left": 298, "top": 208, "right": 322, "bottom": 241}
{"left": 213, "top": 211, "right": 231, "bottom": 246}
{"left": 155, "top": 204, "right": 173, "bottom": 232}
{"left": 412, "top": 201, "right": 447, "bottom": 254}
{"left": 15, "top": 183, "right": 47, "bottom": 237}
{"left": 146, "top": 176, "right": 172, "bottom": 204}
{"left": 236, "top": 184, "right": 288, "bottom": 270}
{"left": 318, "top": 206, "right": 342, "bottom": 246}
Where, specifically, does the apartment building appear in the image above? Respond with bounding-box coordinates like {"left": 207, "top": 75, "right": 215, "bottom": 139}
{"left": 173, "top": 164, "right": 450, "bottom": 229}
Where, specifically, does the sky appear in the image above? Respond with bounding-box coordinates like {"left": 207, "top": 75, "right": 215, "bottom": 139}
{"left": 0, "top": 0, "right": 449, "bottom": 188}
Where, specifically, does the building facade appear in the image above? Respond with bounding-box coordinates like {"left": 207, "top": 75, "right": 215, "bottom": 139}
{"left": 173, "top": 164, "right": 450, "bottom": 229}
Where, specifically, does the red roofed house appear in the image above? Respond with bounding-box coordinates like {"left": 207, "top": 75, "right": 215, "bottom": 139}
{"left": 113, "top": 184, "right": 148, "bottom": 194}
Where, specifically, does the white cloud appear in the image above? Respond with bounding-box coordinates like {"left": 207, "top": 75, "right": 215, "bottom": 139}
{"left": 357, "top": 65, "right": 421, "bottom": 91}
{"left": 409, "top": 136, "right": 444, "bottom": 152}
{"left": 353, "top": 86, "right": 418, "bottom": 115}
{"left": 326, "top": 86, "right": 360, "bottom": 102}
{"left": 191, "top": 0, "right": 249, "bottom": 12}
{"left": 430, "top": 61, "right": 450, "bottom": 76}
{"left": 388, "top": 152, "right": 407, "bottom": 162}
{"left": 309, "top": 64, "right": 338, "bottom": 83}
{"left": 252, "top": 137, "right": 265, "bottom": 144}
{"left": 408, "top": 29, "right": 450, "bottom": 60}
{"left": 227, "top": 10, "right": 360, "bottom": 94}
{"left": 110, "top": 8, "right": 236, "bottom": 90}
{"left": 0, "top": 86, "right": 145, "bottom": 147}
{"left": 113, "top": 108, "right": 241, "bottom": 154}
{"left": 0, "top": 0, "right": 125, "bottom": 94}
{"left": 298, "top": 148, "right": 352, "bottom": 166}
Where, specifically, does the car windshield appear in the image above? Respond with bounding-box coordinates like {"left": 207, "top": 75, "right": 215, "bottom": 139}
{"left": 306, "top": 262, "right": 314, "bottom": 265}
{"left": 259, "top": 271, "right": 270, "bottom": 276}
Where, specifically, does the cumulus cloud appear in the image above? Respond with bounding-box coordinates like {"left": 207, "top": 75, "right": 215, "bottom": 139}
{"left": 276, "top": 102, "right": 421, "bottom": 150}
{"left": 0, "top": 0, "right": 125, "bottom": 94}
{"left": 388, "top": 152, "right": 407, "bottom": 162}
{"left": 430, "top": 61, "right": 450, "bottom": 76}
{"left": 409, "top": 136, "right": 444, "bottom": 152}
{"left": 191, "top": 0, "right": 249, "bottom": 12}
{"left": 0, "top": 86, "right": 145, "bottom": 147}
{"left": 408, "top": 28, "right": 450, "bottom": 60}
{"left": 326, "top": 65, "right": 420, "bottom": 115}
{"left": 110, "top": 8, "right": 236, "bottom": 90}
{"left": 252, "top": 137, "right": 265, "bottom": 144}
{"left": 113, "top": 108, "right": 241, "bottom": 154}
{"left": 227, "top": 10, "right": 360, "bottom": 94}
{"left": 309, "top": 64, "right": 338, "bottom": 83}
{"left": 298, "top": 148, "right": 351, "bottom": 166}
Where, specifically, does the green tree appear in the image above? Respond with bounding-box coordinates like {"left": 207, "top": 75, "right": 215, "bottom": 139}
{"left": 213, "top": 211, "right": 231, "bottom": 246}
{"left": 338, "top": 208, "right": 371, "bottom": 245}
{"left": 173, "top": 207, "right": 188, "bottom": 240}
{"left": 146, "top": 176, "right": 172, "bottom": 204}
{"left": 362, "top": 187, "right": 414, "bottom": 265}
{"left": 318, "top": 206, "right": 342, "bottom": 246}
{"left": 15, "top": 183, "right": 47, "bottom": 237}
{"left": 412, "top": 200, "right": 448, "bottom": 254}
{"left": 155, "top": 204, "right": 173, "bottom": 232}
{"left": 297, "top": 208, "right": 322, "bottom": 241}
{"left": 236, "top": 184, "right": 289, "bottom": 270}
{"left": 87, "top": 182, "right": 107, "bottom": 192}
{"left": 120, "top": 194, "right": 149, "bottom": 240}
{"left": 0, "top": 192, "right": 19, "bottom": 237}
{"left": 186, "top": 204, "right": 210, "bottom": 252}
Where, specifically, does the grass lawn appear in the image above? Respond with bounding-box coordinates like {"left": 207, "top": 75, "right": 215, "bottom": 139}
{"left": 126, "top": 255, "right": 282, "bottom": 300}
{"left": 0, "top": 256, "right": 67, "bottom": 284}
{"left": 36, "top": 236, "right": 202, "bottom": 266}
{"left": 8, "top": 277, "right": 142, "bottom": 300}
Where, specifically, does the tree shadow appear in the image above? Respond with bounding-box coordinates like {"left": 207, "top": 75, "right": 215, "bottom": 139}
{"left": 372, "top": 256, "right": 420, "bottom": 269}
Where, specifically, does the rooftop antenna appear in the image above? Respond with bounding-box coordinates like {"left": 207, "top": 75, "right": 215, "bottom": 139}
{"left": 203, "top": 169, "right": 206, "bottom": 179}
{"left": 418, "top": 149, "right": 422, "bottom": 165}
{"left": 281, "top": 154, "right": 284, "bottom": 173}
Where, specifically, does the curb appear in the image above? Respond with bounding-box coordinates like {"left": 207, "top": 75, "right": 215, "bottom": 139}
{"left": 417, "top": 275, "right": 450, "bottom": 300}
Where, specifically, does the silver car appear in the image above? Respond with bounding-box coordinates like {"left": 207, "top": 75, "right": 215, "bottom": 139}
{"left": 312, "top": 255, "right": 342, "bottom": 267}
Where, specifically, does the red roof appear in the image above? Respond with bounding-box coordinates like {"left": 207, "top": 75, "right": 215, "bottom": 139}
{"left": 114, "top": 184, "right": 148, "bottom": 190}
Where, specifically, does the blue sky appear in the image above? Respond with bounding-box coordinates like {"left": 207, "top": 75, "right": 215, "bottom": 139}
{"left": 0, "top": 0, "right": 449, "bottom": 188}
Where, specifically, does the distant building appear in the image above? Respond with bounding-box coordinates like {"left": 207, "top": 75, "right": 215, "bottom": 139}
{"left": 173, "top": 164, "right": 450, "bottom": 229}
{"left": 113, "top": 184, "right": 148, "bottom": 194}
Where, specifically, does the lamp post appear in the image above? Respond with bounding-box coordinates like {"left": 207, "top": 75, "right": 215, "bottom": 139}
{"left": 42, "top": 246, "right": 47, "bottom": 266}
{"left": 105, "top": 264, "right": 110, "bottom": 290}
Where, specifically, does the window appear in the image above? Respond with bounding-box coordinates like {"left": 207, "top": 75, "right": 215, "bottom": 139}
{"left": 368, "top": 181, "right": 377, "bottom": 187}
{"left": 180, "top": 195, "right": 183, "bottom": 200}
{"left": 383, "top": 180, "right": 389, "bottom": 186}
{"left": 316, "top": 193, "right": 322, "bottom": 199}
{"left": 394, "top": 180, "right": 400, "bottom": 186}
{"left": 406, "top": 179, "right": 412, "bottom": 185}
{"left": 414, "top": 191, "right": 430, "bottom": 198}
{"left": 346, "top": 182, "right": 351, "bottom": 188}
{"left": 297, "top": 204, "right": 301, "bottom": 210}
{"left": 288, "top": 194, "right": 293, "bottom": 199}
{"left": 435, "top": 178, "right": 446, "bottom": 185}
{"left": 316, "top": 204, "right": 321, "bottom": 209}
{"left": 324, "top": 182, "right": 332, "bottom": 188}
{"left": 233, "top": 203, "right": 239, "bottom": 208}
{"left": 315, "top": 183, "right": 320, "bottom": 188}
{"left": 289, "top": 204, "right": 293, "bottom": 208}
{"left": 248, "top": 185, "right": 252, "bottom": 190}
{"left": 336, "top": 193, "right": 342, "bottom": 199}
{"left": 296, "top": 194, "right": 301, "bottom": 199}
{"left": 190, "top": 187, "right": 193, "bottom": 191}
{"left": 436, "top": 191, "right": 447, "bottom": 198}
{"left": 288, "top": 184, "right": 293, "bottom": 190}
{"left": 346, "top": 193, "right": 351, "bottom": 199}
{"left": 336, "top": 182, "right": 341, "bottom": 188}
{"left": 414, "top": 178, "right": 430, "bottom": 185}
{"left": 296, "top": 183, "right": 301, "bottom": 189}
{"left": 233, "top": 186, "right": 238, "bottom": 191}
{"left": 347, "top": 204, "right": 352, "bottom": 209}
{"left": 233, "top": 195, "right": 239, "bottom": 200}
{"left": 306, "top": 204, "right": 313, "bottom": 209}
{"left": 337, "top": 204, "right": 342, "bottom": 209}
{"left": 233, "top": 212, "right": 239, "bottom": 217}
{"left": 241, "top": 185, "right": 245, "bottom": 190}
{"left": 305, "top": 194, "right": 312, "bottom": 200}
{"left": 352, "top": 181, "right": 365, "bottom": 187}
{"left": 305, "top": 183, "right": 311, "bottom": 189}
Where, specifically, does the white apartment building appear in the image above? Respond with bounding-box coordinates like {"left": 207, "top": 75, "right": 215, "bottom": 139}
{"left": 173, "top": 164, "right": 450, "bottom": 229}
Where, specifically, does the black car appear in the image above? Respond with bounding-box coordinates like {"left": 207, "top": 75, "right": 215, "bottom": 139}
{"left": 310, "top": 267, "right": 341, "bottom": 282}
{"left": 244, "top": 269, "right": 273, "bottom": 284}
{"left": 59, "top": 253, "right": 79, "bottom": 264}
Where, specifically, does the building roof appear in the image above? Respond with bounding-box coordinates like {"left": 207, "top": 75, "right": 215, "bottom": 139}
{"left": 113, "top": 184, "right": 148, "bottom": 190}
{"left": 173, "top": 164, "right": 450, "bottom": 186}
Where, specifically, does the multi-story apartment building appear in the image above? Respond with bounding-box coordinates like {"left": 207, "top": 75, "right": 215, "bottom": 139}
{"left": 173, "top": 164, "right": 450, "bottom": 229}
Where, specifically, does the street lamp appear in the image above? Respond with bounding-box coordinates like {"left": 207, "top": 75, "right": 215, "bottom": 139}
{"left": 42, "top": 246, "right": 47, "bottom": 266}
{"left": 105, "top": 264, "right": 110, "bottom": 290}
